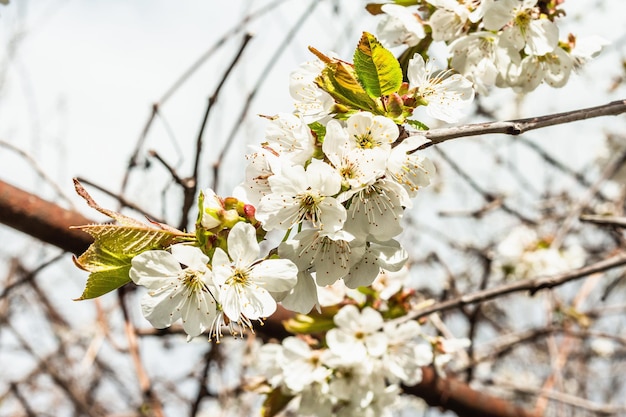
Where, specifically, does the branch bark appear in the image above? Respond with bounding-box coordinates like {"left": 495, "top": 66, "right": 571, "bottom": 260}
{"left": 0, "top": 179, "right": 539, "bottom": 417}
{"left": 418, "top": 99, "right": 626, "bottom": 147}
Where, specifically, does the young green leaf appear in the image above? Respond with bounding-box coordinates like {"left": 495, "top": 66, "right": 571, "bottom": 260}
{"left": 73, "top": 224, "right": 191, "bottom": 300}
{"left": 72, "top": 180, "right": 192, "bottom": 300}
{"left": 309, "top": 46, "right": 381, "bottom": 114}
{"left": 353, "top": 32, "right": 402, "bottom": 98}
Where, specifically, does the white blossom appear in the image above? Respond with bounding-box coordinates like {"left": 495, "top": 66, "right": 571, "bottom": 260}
{"left": 257, "top": 159, "right": 346, "bottom": 232}
{"left": 279, "top": 228, "right": 365, "bottom": 286}
{"left": 211, "top": 222, "right": 298, "bottom": 329}
{"left": 278, "top": 337, "right": 333, "bottom": 392}
{"left": 342, "top": 178, "right": 411, "bottom": 241}
{"left": 290, "top": 60, "right": 334, "bottom": 122}
{"left": 377, "top": 4, "right": 425, "bottom": 48}
{"left": 343, "top": 238, "right": 408, "bottom": 289}
{"left": 483, "top": 0, "right": 559, "bottom": 56}
{"left": 326, "top": 305, "right": 388, "bottom": 362}
{"left": 408, "top": 53, "right": 474, "bottom": 123}
{"left": 129, "top": 244, "right": 217, "bottom": 338}
{"left": 264, "top": 113, "right": 315, "bottom": 165}
{"left": 387, "top": 135, "right": 436, "bottom": 196}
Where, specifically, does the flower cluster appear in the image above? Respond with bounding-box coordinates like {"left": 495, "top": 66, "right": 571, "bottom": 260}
{"left": 129, "top": 205, "right": 299, "bottom": 342}
{"left": 228, "top": 33, "right": 478, "bottom": 317}
{"left": 254, "top": 304, "right": 469, "bottom": 417}
{"left": 375, "top": 0, "right": 607, "bottom": 94}
{"left": 492, "top": 224, "right": 585, "bottom": 279}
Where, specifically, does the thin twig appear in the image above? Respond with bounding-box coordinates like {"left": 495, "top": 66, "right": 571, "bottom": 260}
{"left": 404, "top": 251, "right": 626, "bottom": 321}
{"left": 75, "top": 177, "right": 165, "bottom": 224}
{"left": 212, "top": 0, "right": 322, "bottom": 191}
{"left": 418, "top": 99, "right": 626, "bottom": 147}
{"left": 119, "top": 0, "right": 289, "bottom": 197}
{"left": 178, "top": 32, "right": 254, "bottom": 230}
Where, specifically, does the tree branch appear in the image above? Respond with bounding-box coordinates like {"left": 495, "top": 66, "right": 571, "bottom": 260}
{"left": 418, "top": 99, "right": 626, "bottom": 148}
{"left": 405, "top": 252, "right": 626, "bottom": 321}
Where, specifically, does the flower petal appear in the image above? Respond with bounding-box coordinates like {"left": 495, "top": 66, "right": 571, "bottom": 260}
{"left": 250, "top": 259, "right": 298, "bottom": 292}
{"left": 227, "top": 222, "right": 260, "bottom": 267}
{"left": 130, "top": 251, "right": 181, "bottom": 290}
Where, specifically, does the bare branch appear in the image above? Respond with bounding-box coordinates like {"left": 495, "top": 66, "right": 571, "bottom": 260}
{"left": 417, "top": 99, "right": 626, "bottom": 148}
{"left": 406, "top": 252, "right": 626, "bottom": 321}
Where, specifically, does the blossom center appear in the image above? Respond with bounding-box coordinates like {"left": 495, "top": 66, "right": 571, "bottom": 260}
{"left": 181, "top": 269, "right": 206, "bottom": 293}
{"left": 228, "top": 268, "right": 250, "bottom": 286}
{"left": 354, "top": 131, "right": 377, "bottom": 149}
{"left": 297, "top": 191, "right": 324, "bottom": 225}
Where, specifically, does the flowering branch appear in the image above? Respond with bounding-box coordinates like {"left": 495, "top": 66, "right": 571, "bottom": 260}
{"left": 0, "top": 180, "right": 541, "bottom": 417}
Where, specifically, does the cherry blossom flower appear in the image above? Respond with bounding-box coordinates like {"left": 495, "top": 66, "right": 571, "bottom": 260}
{"left": 278, "top": 337, "right": 333, "bottom": 392}
{"left": 289, "top": 59, "right": 334, "bottom": 122}
{"left": 342, "top": 178, "right": 411, "bottom": 241}
{"left": 483, "top": 0, "right": 559, "bottom": 56}
{"left": 129, "top": 244, "right": 217, "bottom": 338}
{"left": 264, "top": 113, "right": 316, "bottom": 165}
{"left": 279, "top": 228, "right": 365, "bottom": 285}
{"left": 387, "top": 135, "right": 436, "bottom": 196}
{"left": 343, "top": 238, "right": 408, "bottom": 289}
{"left": 408, "top": 53, "right": 474, "bottom": 123}
{"left": 382, "top": 320, "right": 433, "bottom": 385}
{"left": 211, "top": 222, "right": 298, "bottom": 329}
{"left": 234, "top": 146, "right": 281, "bottom": 207}
{"left": 256, "top": 159, "right": 346, "bottom": 232}
{"left": 344, "top": 111, "right": 399, "bottom": 152}
{"left": 449, "top": 31, "right": 501, "bottom": 95}
{"left": 377, "top": 4, "right": 425, "bottom": 47}
{"left": 326, "top": 304, "right": 388, "bottom": 361}
{"left": 323, "top": 120, "right": 387, "bottom": 191}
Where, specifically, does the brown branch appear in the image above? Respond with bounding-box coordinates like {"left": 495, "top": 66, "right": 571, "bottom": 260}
{"left": 0, "top": 181, "right": 543, "bottom": 417}
{"left": 404, "top": 366, "right": 536, "bottom": 417}
{"left": 0, "top": 179, "right": 93, "bottom": 254}
{"left": 418, "top": 99, "right": 626, "bottom": 148}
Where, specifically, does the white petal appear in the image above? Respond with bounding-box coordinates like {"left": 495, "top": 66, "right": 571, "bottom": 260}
{"left": 318, "top": 198, "right": 347, "bottom": 232}
{"left": 306, "top": 159, "right": 342, "bottom": 196}
{"left": 130, "top": 251, "right": 181, "bottom": 289}
{"left": 179, "top": 290, "right": 216, "bottom": 337}
{"left": 140, "top": 288, "right": 183, "bottom": 329}
{"left": 241, "top": 287, "right": 277, "bottom": 319}
{"left": 365, "top": 332, "right": 388, "bottom": 357}
{"left": 227, "top": 222, "right": 260, "bottom": 267}
{"left": 333, "top": 304, "right": 360, "bottom": 329}
{"left": 170, "top": 244, "right": 209, "bottom": 270}
{"left": 250, "top": 259, "right": 298, "bottom": 292}
{"left": 280, "top": 270, "right": 319, "bottom": 314}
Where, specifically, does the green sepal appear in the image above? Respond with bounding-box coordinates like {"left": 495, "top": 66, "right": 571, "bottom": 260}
{"left": 406, "top": 119, "right": 430, "bottom": 131}
{"left": 283, "top": 313, "right": 336, "bottom": 334}
{"left": 354, "top": 32, "right": 402, "bottom": 98}
{"left": 308, "top": 121, "right": 326, "bottom": 143}
{"left": 260, "top": 389, "right": 294, "bottom": 417}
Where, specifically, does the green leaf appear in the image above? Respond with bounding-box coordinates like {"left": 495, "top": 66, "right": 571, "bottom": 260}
{"left": 73, "top": 225, "right": 189, "bottom": 300}
{"left": 354, "top": 32, "right": 402, "bottom": 98}
{"left": 72, "top": 180, "right": 192, "bottom": 300}
{"left": 309, "top": 46, "right": 381, "bottom": 114}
